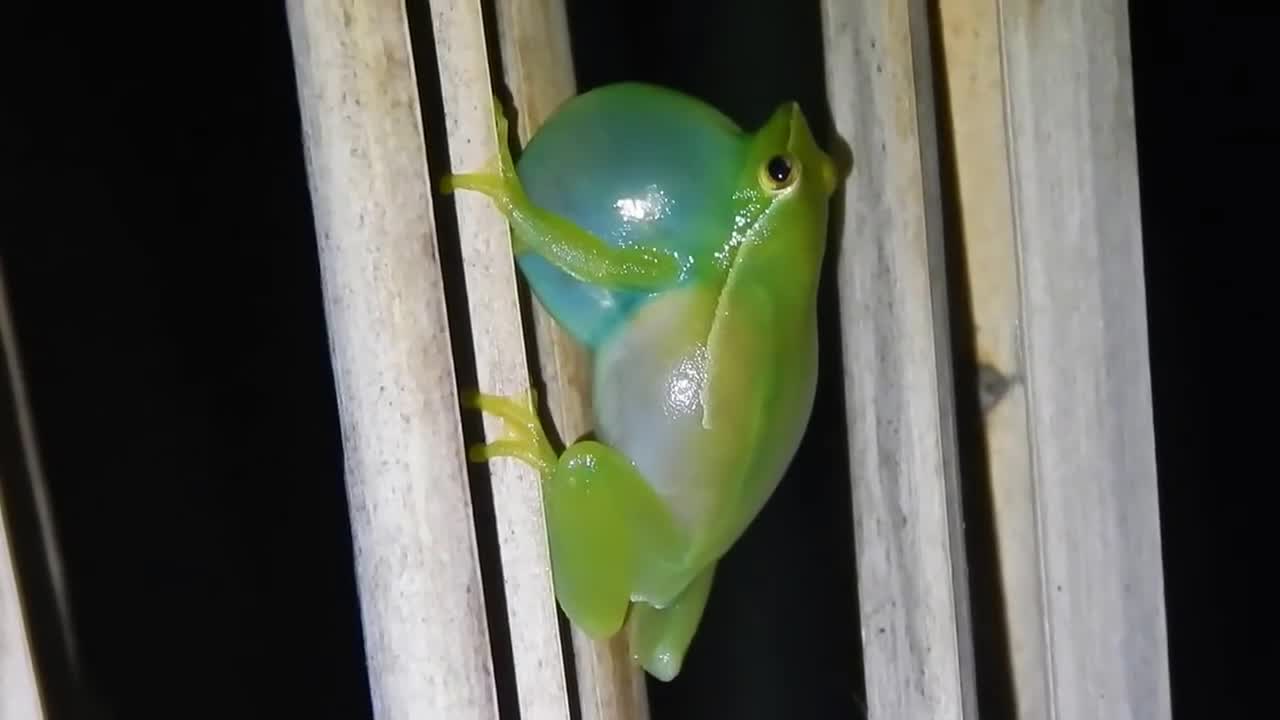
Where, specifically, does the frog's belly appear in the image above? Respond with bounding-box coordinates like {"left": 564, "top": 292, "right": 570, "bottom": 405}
{"left": 592, "top": 286, "right": 773, "bottom": 533}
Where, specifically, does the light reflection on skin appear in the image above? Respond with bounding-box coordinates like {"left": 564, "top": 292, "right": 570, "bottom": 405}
{"left": 612, "top": 185, "right": 698, "bottom": 280}
{"left": 614, "top": 184, "right": 672, "bottom": 223}
{"left": 664, "top": 346, "right": 708, "bottom": 421}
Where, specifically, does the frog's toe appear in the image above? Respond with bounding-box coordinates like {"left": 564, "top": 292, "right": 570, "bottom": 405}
{"left": 463, "top": 388, "right": 539, "bottom": 424}
{"left": 438, "top": 163, "right": 504, "bottom": 199}
{"left": 625, "top": 564, "right": 715, "bottom": 682}
{"left": 492, "top": 93, "right": 510, "bottom": 140}
{"left": 467, "top": 437, "right": 551, "bottom": 475}
{"left": 462, "top": 388, "right": 557, "bottom": 476}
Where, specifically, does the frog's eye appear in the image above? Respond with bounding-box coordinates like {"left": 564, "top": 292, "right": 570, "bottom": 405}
{"left": 760, "top": 154, "right": 799, "bottom": 192}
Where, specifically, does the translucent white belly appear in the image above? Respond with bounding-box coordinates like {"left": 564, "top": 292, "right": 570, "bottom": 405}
{"left": 591, "top": 287, "right": 753, "bottom": 531}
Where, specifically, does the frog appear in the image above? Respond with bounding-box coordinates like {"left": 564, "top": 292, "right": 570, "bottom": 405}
{"left": 440, "top": 81, "right": 838, "bottom": 681}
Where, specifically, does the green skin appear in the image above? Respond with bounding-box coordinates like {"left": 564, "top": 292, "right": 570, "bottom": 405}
{"left": 442, "top": 91, "right": 837, "bottom": 681}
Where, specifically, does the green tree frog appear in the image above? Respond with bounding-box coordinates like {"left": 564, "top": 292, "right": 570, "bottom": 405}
{"left": 441, "top": 82, "right": 838, "bottom": 681}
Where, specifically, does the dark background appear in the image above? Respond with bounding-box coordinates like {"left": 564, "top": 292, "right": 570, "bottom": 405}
{"left": 0, "top": 1, "right": 1265, "bottom": 718}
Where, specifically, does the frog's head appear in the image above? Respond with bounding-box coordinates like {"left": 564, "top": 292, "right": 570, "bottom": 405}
{"left": 722, "top": 102, "right": 839, "bottom": 307}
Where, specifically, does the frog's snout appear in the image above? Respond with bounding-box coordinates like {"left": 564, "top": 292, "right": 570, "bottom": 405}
{"left": 783, "top": 102, "right": 839, "bottom": 196}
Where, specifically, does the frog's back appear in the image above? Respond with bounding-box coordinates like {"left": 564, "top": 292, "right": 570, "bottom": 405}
{"left": 514, "top": 83, "right": 748, "bottom": 350}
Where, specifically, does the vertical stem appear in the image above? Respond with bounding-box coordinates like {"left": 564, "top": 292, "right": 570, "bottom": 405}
{"left": 1, "top": 261, "right": 73, "bottom": 720}
{"left": 935, "top": 1, "right": 1047, "bottom": 715}
{"left": 426, "top": 0, "right": 572, "bottom": 718}
{"left": 997, "top": 0, "right": 1171, "bottom": 716}
{"left": 1, "top": 265, "right": 45, "bottom": 719}
{"left": 0, "top": 489, "right": 42, "bottom": 720}
{"left": 283, "top": 3, "right": 500, "bottom": 717}
{"left": 820, "top": 1, "right": 978, "bottom": 717}
{"left": 490, "top": 2, "right": 652, "bottom": 718}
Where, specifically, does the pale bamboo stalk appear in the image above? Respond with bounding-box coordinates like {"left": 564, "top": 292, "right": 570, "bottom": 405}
{"left": 995, "top": 1, "right": 1171, "bottom": 717}
{"left": 426, "top": 2, "right": 572, "bottom": 719}
{"left": 490, "top": 3, "right": 652, "bottom": 719}
{"left": 0, "top": 501, "right": 41, "bottom": 720}
{"left": 935, "top": 1, "right": 1047, "bottom": 716}
{"left": 0, "top": 264, "right": 47, "bottom": 720}
{"left": 283, "top": 4, "right": 499, "bottom": 718}
{"left": 820, "top": 1, "right": 978, "bottom": 718}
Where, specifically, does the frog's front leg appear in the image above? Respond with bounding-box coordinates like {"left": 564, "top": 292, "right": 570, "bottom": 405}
{"left": 463, "top": 389, "right": 694, "bottom": 638}
{"left": 440, "top": 98, "right": 680, "bottom": 291}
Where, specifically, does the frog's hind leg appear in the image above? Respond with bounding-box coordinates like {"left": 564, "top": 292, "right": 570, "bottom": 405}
{"left": 626, "top": 563, "right": 716, "bottom": 682}
{"left": 439, "top": 98, "right": 681, "bottom": 292}
{"left": 546, "top": 440, "right": 691, "bottom": 636}
{"left": 463, "top": 390, "right": 690, "bottom": 639}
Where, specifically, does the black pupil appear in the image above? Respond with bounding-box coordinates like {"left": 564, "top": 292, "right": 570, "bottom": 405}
{"left": 767, "top": 155, "right": 792, "bottom": 183}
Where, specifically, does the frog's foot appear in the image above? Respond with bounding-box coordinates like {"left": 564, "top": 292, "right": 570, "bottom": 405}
{"left": 460, "top": 388, "right": 557, "bottom": 477}
{"left": 627, "top": 563, "right": 716, "bottom": 682}
{"left": 438, "top": 98, "right": 680, "bottom": 291}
